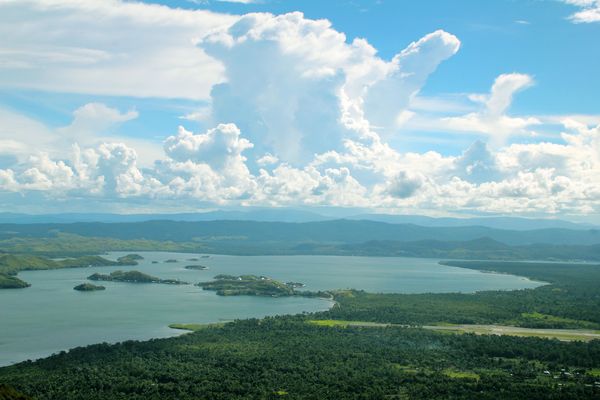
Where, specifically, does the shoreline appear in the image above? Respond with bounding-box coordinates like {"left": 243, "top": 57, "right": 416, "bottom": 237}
{"left": 1, "top": 253, "right": 560, "bottom": 367}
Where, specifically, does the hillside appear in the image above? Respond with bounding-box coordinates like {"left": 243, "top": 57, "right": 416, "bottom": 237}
{"left": 1, "top": 220, "right": 599, "bottom": 246}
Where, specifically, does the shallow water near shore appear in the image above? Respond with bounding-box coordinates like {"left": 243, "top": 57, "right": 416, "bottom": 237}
{"left": 0, "top": 252, "right": 544, "bottom": 366}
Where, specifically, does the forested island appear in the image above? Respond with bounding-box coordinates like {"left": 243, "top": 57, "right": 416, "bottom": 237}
{"left": 198, "top": 274, "right": 297, "bottom": 296}
{"left": 0, "top": 253, "right": 142, "bottom": 289}
{"left": 73, "top": 283, "right": 105, "bottom": 292}
{"left": 88, "top": 270, "right": 188, "bottom": 285}
{"left": 198, "top": 274, "right": 329, "bottom": 298}
{"left": 184, "top": 265, "right": 208, "bottom": 270}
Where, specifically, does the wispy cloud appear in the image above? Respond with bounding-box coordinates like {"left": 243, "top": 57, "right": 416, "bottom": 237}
{"left": 562, "top": 0, "right": 600, "bottom": 23}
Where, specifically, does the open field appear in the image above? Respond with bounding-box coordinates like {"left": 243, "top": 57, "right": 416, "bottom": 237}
{"left": 307, "top": 319, "right": 391, "bottom": 328}
{"left": 308, "top": 320, "right": 600, "bottom": 341}
{"left": 423, "top": 324, "right": 600, "bottom": 342}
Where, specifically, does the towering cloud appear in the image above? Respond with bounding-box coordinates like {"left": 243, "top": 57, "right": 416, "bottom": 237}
{"left": 199, "top": 13, "right": 460, "bottom": 165}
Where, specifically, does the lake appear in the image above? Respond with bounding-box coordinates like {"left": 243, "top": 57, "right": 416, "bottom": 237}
{"left": 0, "top": 252, "right": 544, "bottom": 366}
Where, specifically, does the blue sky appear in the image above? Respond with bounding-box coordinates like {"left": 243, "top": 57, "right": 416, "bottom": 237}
{"left": 150, "top": 0, "right": 600, "bottom": 114}
{"left": 0, "top": 0, "right": 599, "bottom": 220}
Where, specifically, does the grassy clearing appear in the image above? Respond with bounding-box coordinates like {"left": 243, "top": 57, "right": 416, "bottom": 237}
{"left": 309, "top": 319, "right": 600, "bottom": 342}
{"left": 424, "top": 324, "right": 600, "bottom": 342}
{"left": 390, "top": 364, "right": 420, "bottom": 374}
{"left": 307, "top": 320, "right": 390, "bottom": 328}
{"left": 587, "top": 368, "right": 600, "bottom": 377}
{"left": 520, "top": 312, "right": 598, "bottom": 329}
{"left": 443, "top": 369, "right": 480, "bottom": 380}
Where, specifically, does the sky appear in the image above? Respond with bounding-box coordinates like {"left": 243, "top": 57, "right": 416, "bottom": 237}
{"left": 0, "top": 0, "right": 599, "bottom": 220}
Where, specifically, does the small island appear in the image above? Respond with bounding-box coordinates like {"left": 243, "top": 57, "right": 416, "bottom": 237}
{"left": 74, "top": 283, "right": 106, "bottom": 291}
{"left": 88, "top": 270, "right": 188, "bottom": 285}
{"left": 197, "top": 274, "right": 329, "bottom": 298}
{"left": 116, "top": 254, "right": 144, "bottom": 264}
{"left": 185, "top": 265, "right": 209, "bottom": 271}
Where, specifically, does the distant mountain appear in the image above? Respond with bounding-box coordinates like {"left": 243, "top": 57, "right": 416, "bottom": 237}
{"left": 349, "top": 214, "right": 597, "bottom": 231}
{"left": 1, "top": 219, "right": 599, "bottom": 247}
{"left": 0, "top": 210, "right": 595, "bottom": 231}
{"left": 0, "top": 209, "right": 330, "bottom": 224}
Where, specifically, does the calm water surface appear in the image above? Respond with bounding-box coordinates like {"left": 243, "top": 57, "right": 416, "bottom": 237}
{"left": 0, "top": 252, "right": 544, "bottom": 366}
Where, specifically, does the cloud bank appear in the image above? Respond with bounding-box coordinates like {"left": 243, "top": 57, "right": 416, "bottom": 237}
{"left": 0, "top": 1, "right": 599, "bottom": 218}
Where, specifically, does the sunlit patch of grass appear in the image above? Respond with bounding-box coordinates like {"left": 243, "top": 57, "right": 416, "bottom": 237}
{"left": 424, "top": 324, "right": 600, "bottom": 342}
{"left": 587, "top": 368, "right": 600, "bottom": 377}
{"left": 520, "top": 312, "right": 597, "bottom": 328}
{"left": 390, "top": 364, "right": 420, "bottom": 374}
{"left": 443, "top": 369, "right": 480, "bottom": 380}
{"left": 307, "top": 320, "right": 389, "bottom": 328}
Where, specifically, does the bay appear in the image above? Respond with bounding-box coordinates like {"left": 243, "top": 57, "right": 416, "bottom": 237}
{"left": 0, "top": 252, "right": 543, "bottom": 366}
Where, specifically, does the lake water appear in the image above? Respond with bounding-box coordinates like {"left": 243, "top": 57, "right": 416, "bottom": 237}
{"left": 0, "top": 252, "right": 544, "bottom": 366}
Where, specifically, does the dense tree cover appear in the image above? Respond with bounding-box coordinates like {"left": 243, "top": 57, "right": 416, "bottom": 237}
{"left": 324, "top": 261, "right": 600, "bottom": 329}
{"left": 2, "top": 247, "right": 600, "bottom": 397}
{"left": 1, "top": 316, "right": 599, "bottom": 399}
{"left": 88, "top": 270, "right": 187, "bottom": 285}
{"left": 198, "top": 275, "right": 298, "bottom": 297}
{"left": 198, "top": 275, "right": 330, "bottom": 298}
{"left": 184, "top": 265, "right": 208, "bottom": 270}
{"left": 73, "top": 283, "right": 106, "bottom": 291}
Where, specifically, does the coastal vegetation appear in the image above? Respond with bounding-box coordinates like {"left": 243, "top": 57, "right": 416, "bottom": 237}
{"left": 321, "top": 261, "right": 600, "bottom": 330}
{"left": 0, "top": 274, "right": 30, "bottom": 289}
{"left": 168, "top": 322, "right": 227, "bottom": 332}
{"left": 1, "top": 259, "right": 600, "bottom": 398}
{"left": 198, "top": 275, "right": 328, "bottom": 298}
{"left": 198, "top": 275, "right": 298, "bottom": 297}
{"left": 88, "top": 270, "right": 188, "bottom": 285}
{"left": 1, "top": 315, "right": 599, "bottom": 399}
{"left": 73, "top": 283, "right": 105, "bottom": 292}
{"left": 1, "top": 236, "right": 600, "bottom": 398}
